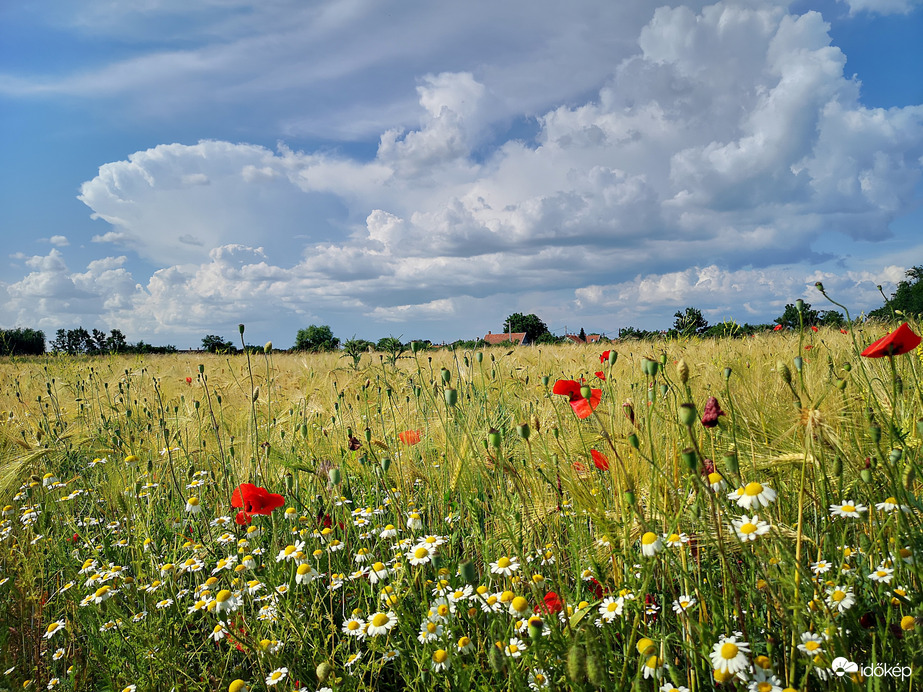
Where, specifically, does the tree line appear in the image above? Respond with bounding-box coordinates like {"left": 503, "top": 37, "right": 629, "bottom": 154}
{"left": 2, "top": 266, "right": 921, "bottom": 357}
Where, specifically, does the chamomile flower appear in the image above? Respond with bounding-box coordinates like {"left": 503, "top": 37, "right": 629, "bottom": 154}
{"left": 408, "top": 545, "right": 434, "bottom": 566}
{"left": 489, "top": 555, "right": 520, "bottom": 576}
{"left": 811, "top": 560, "right": 832, "bottom": 575}
{"left": 185, "top": 497, "right": 202, "bottom": 514}
{"left": 528, "top": 668, "right": 550, "bottom": 690}
{"left": 797, "top": 632, "right": 824, "bottom": 656}
{"left": 710, "top": 635, "right": 750, "bottom": 677}
{"left": 43, "top": 620, "right": 66, "bottom": 639}
{"left": 660, "top": 684, "right": 690, "bottom": 692}
{"left": 640, "top": 532, "right": 663, "bottom": 557}
{"left": 417, "top": 619, "right": 444, "bottom": 642}
{"left": 869, "top": 565, "right": 894, "bottom": 583}
{"left": 730, "top": 482, "right": 777, "bottom": 510}
{"left": 210, "top": 621, "right": 228, "bottom": 642}
{"left": 830, "top": 501, "right": 867, "bottom": 518}
{"left": 664, "top": 532, "right": 688, "bottom": 548}
{"left": 380, "top": 524, "right": 398, "bottom": 539}
{"left": 275, "top": 542, "right": 305, "bottom": 562}
{"left": 747, "top": 674, "right": 782, "bottom": 692}
{"left": 457, "top": 635, "right": 475, "bottom": 653}
{"left": 342, "top": 616, "right": 366, "bottom": 638}
{"left": 505, "top": 637, "right": 527, "bottom": 657}
{"left": 212, "top": 589, "right": 241, "bottom": 614}
{"left": 366, "top": 611, "right": 398, "bottom": 636}
{"left": 406, "top": 512, "right": 423, "bottom": 530}
{"left": 295, "top": 563, "right": 321, "bottom": 584}
{"left": 732, "top": 514, "right": 771, "bottom": 542}
{"left": 598, "top": 596, "right": 624, "bottom": 621}
{"left": 672, "top": 595, "right": 696, "bottom": 615}
{"left": 642, "top": 655, "right": 665, "bottom": 680}
{"left": 825, "top": 585, "right": 856, "bottom": 613}
{"left": 431, "top": 649, "right": 450, "bottom": 672}
{"left": 264, "top": 668, "right": 288, "bottom": 687}
{"left": 708, "top": 472, "right": 727, "bottom": 492}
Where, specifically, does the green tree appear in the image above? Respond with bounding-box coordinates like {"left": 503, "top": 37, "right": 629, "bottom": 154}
{"left": 202, "top": 334, "right": 235, "bottom": 353}
{"left": 672, "top": 307, "right": 709, "bottom": 336}
{"left": 294, "top": 325, "right": 340, "bottom": 352}
{"left": 502, "top": 313, "right": 549, "bottom": 343}
{"left": 774, "top": 302, "right": 820, "bottom": 329}
{"left": 0, "top": 328, "right": 45, "bottom": 355}
{"left": 869, "top": 266, "right": 923, "bottom": 319}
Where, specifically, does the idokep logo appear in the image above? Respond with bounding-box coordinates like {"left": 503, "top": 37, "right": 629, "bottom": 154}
{"left": 831, "top": 657, "right": 858, "bottom": 677}
{"left": 831, "top": 656, "right": 912, "bottom": 680}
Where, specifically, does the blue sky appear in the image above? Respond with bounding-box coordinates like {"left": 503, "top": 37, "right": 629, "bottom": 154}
{"left": 1, "top": 0, "right": 921, "bottom": 349}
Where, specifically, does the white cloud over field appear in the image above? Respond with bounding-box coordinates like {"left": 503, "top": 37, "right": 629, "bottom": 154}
{"left": 1, "top": 1, "right": 921, "bottom": 342}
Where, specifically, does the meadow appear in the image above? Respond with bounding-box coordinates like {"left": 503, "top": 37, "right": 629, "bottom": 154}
{"left": 1, "top": 304, "right": 922, "bottom": 691}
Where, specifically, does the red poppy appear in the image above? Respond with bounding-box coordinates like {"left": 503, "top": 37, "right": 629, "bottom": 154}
{"left": 811, "top": 325, "right": 818, "bottom": 332}
{"left": 804, "top": 345, "right": 813, "bottom": 350}
{"left": 840, "top": 328, "right": 848, "bottom": 334}
{"left": 773, "top": 324, "right": 783, "bottom": 331}
{"left": 590, "top": 449, "right": 609, "bottom": 471}
{"left": 860, "top": 323, "right": 922, "bottom": 358}
{"left": 399, "top": 430, "right": 421, "bottom": 445}
{"left": 701, "top": 397, "right": 725, "bottom": 428}
{"left": 552, "top": 379, "right": 601, "bottom": 419}
{"left": 588, "top": 577, "right": 607, "bottom": 600}
{"left": 231, "top": 483, "right": 285, "bottom": 525}
{"left": 572, "top": 460, "right": 587, "bottom": 473}
{"left": 599, "top": 350, "right": 611, "bottom": 364}
{"left": 594, "top": 371, "right": 606, "bottom": 381}
{"left": 185, "top": 376, "right": 193, "bottom": 384}
{"left": 537, "top": 591, "right": 563, "bottom": 614}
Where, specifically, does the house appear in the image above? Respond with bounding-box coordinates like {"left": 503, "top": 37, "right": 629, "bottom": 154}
{"left": 564, "top": 333, "right": 603, "bottom": 344}
{"left": 483, "top": 331, "right": 529, "bottom": 346}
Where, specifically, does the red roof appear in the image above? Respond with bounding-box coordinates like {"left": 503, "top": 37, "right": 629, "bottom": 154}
{"left": 483, "top": 332, "right": 527, "bottom": 345}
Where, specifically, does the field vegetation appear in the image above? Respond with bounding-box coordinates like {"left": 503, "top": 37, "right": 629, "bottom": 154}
{"left": 1, "top": 294, "right": 922, "bottom": 691}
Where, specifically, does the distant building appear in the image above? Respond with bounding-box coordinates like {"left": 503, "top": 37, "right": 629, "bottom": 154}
{"left": 564, "top": 333, "right": 603, "bottom": 344}
{"left": 483, "top": 331, "right": 529, "bottom": 346}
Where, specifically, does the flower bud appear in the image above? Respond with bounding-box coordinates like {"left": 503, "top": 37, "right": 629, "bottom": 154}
{"left": 776, "top": 361, "right": 791, "bottom": 384}
{"left": 541, "top": 375, "right": 550, "bottom": 387}
{"left": 580, "top": 385, "right": 593, "bottom": 401}
{"left": 795, "top": 299, "right": 804, "bottom": 313}
{"left": 380, "top": 457, "right": 391, "bottom": 473}
{"left": 681, "top": 448, "right": 697, "bottom": 472}
{"left": 198, "top": 363, "right": 205, "bottom": 374}
{"left": 628, "top": 433, "right": 639, "bottom": 449}
{"left": 476, "top": 351, "right": 484, "bottom": 363}
{"left": 723, "top": 367, "right": 732, "bottom": 381}
{"left": 676, "top": 359, "right": 689, "bottom": 385}
{"left": 624, "top": 490, "right": 636, "bottom": 506}
{"left": 889, "top": 448, "right": 903, "bottom": 464}
{"left": 458, "top": 559, "right": 477, "bottom": 584}
{"left": 440, "top": 368, "right": 451, "bottom": 383}
{"left": 327, "top": 468, "right": 341, "bottom": 486}
{"left": 860, "top": 468, "right": 873, "bottom": 483}
{"left": 793, "top": 356, "right": 803, "bottom": 373}
{"left": 444, "top": 388, "right": 457, "bottom": 407}
{"left": 410, "top": 341, "right": 423, "bottom": 353}
{"left": 678, "top": 403, "right": 697, "bottom": 426}
{"left": 608, "top": 350, "right": 618, "bottom": 365}
{"left": 843, "top": 362, "right": 851, "bottom": 372}
{"left": 836, "top": 378, "right": 847, "bottom": 390}
{"left": 833, "top": 457, "right": 843, "bottom": 477}
{"left": 567, "top": 641, "right": 587, "bottom": 684}
{"left": 488, "top": 428, "right": 502, "bottom": 449}
{"left": 586, "top": 646, "right": 607, "bottom": 687}
{"left": 263, "top": 341, "right": 272, "bottom": 354}
{"left": 489, "top": 642, "right": 506, "bottom": 675}
{"left": 516, "top": 423, "right": 530, "bottom": 440}
{"left": 316, "top": 662, "right": 333, "bottom": 683}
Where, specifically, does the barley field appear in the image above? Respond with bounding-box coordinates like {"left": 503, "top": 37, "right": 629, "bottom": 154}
{"left": 1, "top": 314, "right": 922, "bottom": 691}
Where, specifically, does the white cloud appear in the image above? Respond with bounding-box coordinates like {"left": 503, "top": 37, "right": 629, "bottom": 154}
{"left": 837, "top": 0, "right": 923, "bottom": 16}
{"left": 48, "top": 235, "right": 70, "bottom": 247}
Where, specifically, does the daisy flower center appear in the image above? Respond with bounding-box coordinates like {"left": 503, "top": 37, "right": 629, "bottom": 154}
{"left": 720, "top": 642, "right": 739, "bottom": 659}
{"left": 216, "top": 590, "right": 231, "bottom": 602}
{"left": 841, "top": 504, "right": 855, "bottom": 513}
{"left": 641, "top": 532, "right": 657, "bottom": 545}
{"left": 740, "top": 522, "right": 757, "bottom": 534}
{"left": 433, "top": 649, "right": 448, "bottom": 663}
{"left": 607, "top": 602, "right": 618, "bottom": 612}
{"left": 804, "top": 640, "right": 820, "bottom": 651}
{"left": 831, "top": 590, "right": 846, "bottom": 602}
{"left": 496, "top": 557, "right": 511, "bottom": 568}
{"left": 744, "top": 482, "right": 764, "bottom": 496}
{"left": 511, "top": 597, "right": 528, "bottom": 612}
{"left": 414, "top": 547, "right": 430, "bottom": 559}
{"left": 371, "top": 613, "right": 389, "bottom": 627}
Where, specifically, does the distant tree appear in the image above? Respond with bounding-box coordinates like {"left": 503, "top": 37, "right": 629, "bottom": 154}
{"left": 90, "top": 328, "right": 109, "bottom": 355}
{"left": 534, "top": 332, "right": 565, "bottom": 345}
{"left": 502, "top": 313, "right": 549, "bottom": 343}
{"left": 774, "top": 302, "right": 820, "bottom": 330}
{"left": 202, "top": 334, "right": 236, "bottom": 353}
{"left": 51, "top": 327, "right": 93, "bottom": 355}
{"left": 673, "top": 307, "right": 709, "bottom": 336}
{"left": 869, "top": 266, "right": 923, "bottom": 319}
{"left": 0, "top": 328, "right": 45, "bottom": 355}
{"left": 578, "top": 327, "right": 587, "bottom": 342}
{"left": 108, "top": 329, "right": 128, "bottom": 353}
{"left": 818, "top": 310, "right": 846, "bottom": 328}
{"left": 294, "top": 325, "right": 340, "bottom": 352}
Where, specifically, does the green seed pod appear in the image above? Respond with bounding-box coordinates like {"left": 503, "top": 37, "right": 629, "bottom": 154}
{"left": 678, "top": 403, "right": 697, "bottom": 426}
{"left": 380, "top": 457, "right": 391, "bottom": 473}
{"left": 410, "top": 341, "right": 422, "bottom": 353}
{"left": 793, "top": 356, "right": 803, "bottom": 373}
{"left": 551, "top": 427, "right": 559, "bottom": 440}
{"left": 198, "top": 363, "right": 204, "bottom": 374}
{"left": 660, "top": 384, "right": 668, "bottom": 396}
{"left": 682, "top": 447, "right": 697, "bottom": 472}
{"left": 777, "top": 361, "right": 791, "bottom": 385}
{"left": 580, "top": 385, "right": 593, "bottom": 401}
{"left": 724, "top": 367, "right": 732, "bottom": 381}
{"left": 676, "top": 359, "right": 689, "bottom": 385}
{"left": 628, "top": 433, "right": 639, "bottom": 449}
{"left": 624, "top": 490, "right": 636, "bottom": 506}
{"left": 364, "top": 427, "right": 372, "bottom": 443}
{"left": 327, "top": 468, "right": 341, "bottom": 486}
{"left": 516, "top": 423, "right": 530, "bottom": 440}
{"left": 869, "top": 424, "right": 881, "bottom": 443}
{"left": 476, "top": 351, "right": 484, "bottom": 363}
{"left": 641, "top": 358, "right": 653, "bottom": 376}
{"left": 238, "top": 323, "right": 245, "bottom": 335}
{"left": 541, "top": 375, "right": 550, "bottom": 387}
{"left": 836, "top": 378, "right": 847, "bottom": 390}
{"left": 263, "top": 341, "right": 272, "bottom": 354}
{"left": 567, "top": 640, "right": 587, "bottom": 684}
{"left": 860, "top": 468, "right": 873, "bottom": 483}
{"left": 458, "top": 559, "right": 477, "bottom": 584}
{"left": 723, "top": 453, "right": 739, "bottom": 476}
{"left": 586, "top": 645, "right": 607, "bottom": 687}
{"left": 441, "top": 368, "right": 451, "bottom": 383}
{"left": 608, "top": 350, "right": 618, "bottom": 365}
{"left": 444, "top": 388, "right": 457, "bottom": 407}
{"left": 488, "top": 428, "right": 502, "bottom": 449}
{"left": 528, "top": 618, "right": 544, "bottom": 640}
{"left": 795, "top": 299, "right": 804, "bottom": 313}
{"left": 833, "top": 457, "right": 843, "bottom": 477}
{"left": 316, "top": 661, "right": 333, "bottom": 683}
{"left": 842, "top": 362, "right": 851, "bottom": 372}
{"left": 659, "top": 353, "right": 668, "bottom": 366}
{"left": 890, "top": 448, "right": 903, "bottom": 464}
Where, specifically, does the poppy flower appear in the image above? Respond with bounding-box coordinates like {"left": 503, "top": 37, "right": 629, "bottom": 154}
{"left": 231, "top": 483, "right": 285, "bottom": 525}
{"left": 811, "top": 326, "right": 818, "bottom": 332}
{"left": 347, "top": 435, "right": 361, "bottom": 451}
{"left": 590, "top": 449, "right": 609, "bottom": 471}
{"left": 840, "top": 328, "right": 848, "bottom": 334}
{"left": 594, "top": 371, "right": 606, "bottom": 381}
{"left": 860, "top": 323, "right": 921, "bottom": 358}
{"left": 701, "top": 397, "right": 725, "bottom": 428}
{"left": 537, "top": 591, "right": 563, "bottom": 614}
{"left": 185, "top": 377, "right": 193, "bottom": 384}
{"left": 599, "top": 350, "right": 611, "bottom": 364}
{"left": 552, "top": 380, "right": 601, "bottom": 419}
{"left": 773, "top": 324, "right": 783, "bottom": 331}
{"left": 398, "top": 430, "right": 421, "bottom": 446}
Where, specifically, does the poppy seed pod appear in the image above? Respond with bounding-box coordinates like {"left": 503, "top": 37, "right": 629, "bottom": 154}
{"left": 488, "top": 428, "right": 501, "bottom": 449}
{"left": 516, "top": 423, "right": 530, "bottom": 440}
{"left": 682, "top": 448, "right": 697, "bottom": 471}
{"left": 795, "top": 299, "right": 804, "bottom": 313}
{"left": 608, "top": 350, "right": 617, "bottom": 365}
{"left": 380, "top": 457, "right": 391, "bottom": 473}
{"left": 440, "top": 368, "right": 451, "bottom": 383}
{"left": 327, "top": 468, "right": 341, "bottom": 486}
{"left": 776, "top": 361, "right": 791, "bottom": 385}
{"left": 458, "top": 559, "right": 477, "bottom": 584}
{"left": 580, "top": 385, "right": 593, "bottom": 401}
{"left": 541, "top": 375, "right": 550, "bottom": 387}
{"left": 263, "top": 341, "right": 272, "bottom": 354}
{"left": 476, "top": 352, "right": 483, "bottom": 363}
{"left": 444, "top": 388, "right": 457, "bottom": 407}
{"left": 410, "top": 341, "right": 423, "bottom": 353}
{"left": 316, "top": 662, "right": 333, "bottom": 683}
{"left": 628, "top": 433, "right": 639, "bottom": 449}
{"left": 869, "top": 424, "right": 881, "bottom": 443}
{"left": 724, "top": 367, "right": 732, "bottom": 381}
{"left": 889, "top": 448, "right": 903, "bottom": 464}
{"left": 793, "top": 356, "right": 803, "bottom": 373}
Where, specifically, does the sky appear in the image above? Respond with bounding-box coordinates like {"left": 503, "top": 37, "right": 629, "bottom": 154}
{"left": 1, "top": 0, "right": 922, "bottom": 349}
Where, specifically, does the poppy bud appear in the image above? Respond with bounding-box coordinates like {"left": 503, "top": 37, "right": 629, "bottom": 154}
{"left": 251, "top": 386, "right": 259, "bottom": 402}
{"left": 488, "top": 428, "right": 501, "bottom": 449}
{"left": 315, "top": 662, "right": 332, "bottom": 683}
{"left": 444, "top": 388, "right": 457, "bottom": 407}
{"left": 586, "top": 646, "right": 607, "bottom": 687}
{"left": 238, "top": 323, "right": 245, "bottom": 335}
{"left": 516, "top": 423, "right": 530, "bottom": 440}
{"left": 833, "top": 457, "right": 843, "bottom": 477}
{"left": 795, "top": 299, "right": 804, "bottom": 313}
{"left": 551, "top": 427, "right": 559, "bottom": 439}
{"left": 836, "top": 378, "right": 847, "bottom": 390}
{"left": 488, "top": 642, "right": 506, "bottom": 675}
{"left": 380, "top": 458, "right": 391, "bottom": 473}
{"left": 567, "top": 641, "right": 587, "bottom": 683}
{"left": 723, "top": 367, "right": 732, "bottom": 381}
{"left": 843, "top": 362, "right": 851, "bottom": 372}
{"left": 624, "top": 490, "right": 636, "bottom": 506}
{"left": 440, "top": 368, "right": 451, "bottom": 383}
{"left": 327, "top": 468, "right": 341, "bottom": 486}
{"left": 869, "top": 424, "right": 881, "bottom": 443}
{"left": 793, "top": 356, "right": 803, "bottom": 373}
{"left": 458, "top": 559, "right": 477, "bottom": 584}
{"left": 677, "top": 359, "right": 689, "bottom": 384}
{"left": 580, "top": 385, "right": 592, "bottom": 401}
{"left": 678, "top": 403, "right": 697, "bottom": 426}
{"left": 660, "top": 384, "right": 668, "bottom": 396}
{"left": 264, "top": 342, "right": 272, "bottom": 354}
{"left": 776, "top": 361, "right": 791, "bottom": 384}
{"left": 681, "top": 448, "right": 697, "bottom": 472}
{"left": 889, "top": 448, "right": 903, "bottom": 464}
{"left": 608, "top": 350, "right": 617, "bottom": 365}
{"left": 198, "top": 364, "right": 205, "bottom": 374}
{"left": 476, "top": 352, "right": 483, "bottom": 363}
{"left": 410, "top": 341, "right": 423, "bottom": 353}
{"left": 903, "top": 463, "right": 915, "bottom": 489}
{"left": 541, "top": 375, "right": 550, "bottom": 387}
{"left": 628, "top": 433, "right": 639, "bottom": 449}
{"left": 860, "top": 468, "right": 873, "bottom": 483}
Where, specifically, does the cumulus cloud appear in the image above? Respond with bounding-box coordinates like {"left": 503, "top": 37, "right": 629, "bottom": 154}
{"left": 838, "top": 0, "right": 923, "bottom": 16}
{"left": 4, "top": 1, "right": 922, "bottom": 341}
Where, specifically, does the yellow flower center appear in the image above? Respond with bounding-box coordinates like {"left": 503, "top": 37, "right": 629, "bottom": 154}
{"left": 804, "top": 640, "right": 820, "bottom": 651}
{"left": 347, "top": 621, "right": 360, "bottom": 631}
{"left": 740, "top": 522, "right": 757, "bottom": 534}
{"left": 636, "top": 637, "right": 655, "bottom": 655}
{"left": 720, "top": 642, "right": 739, "bottom": 660}
{"left": 831, "top": 590, "right": 846, "bottom": 602}
{"left": 371, "top": 613, "right": 390, "bottom": 627}
{"left": 458, "top": 636, "right": 470, "bottom": 647}
{"left": 841, "top": 505, "right": 855, "bottom": 513}
{"left": 284, "top": 545, "right": 296, "bottom": 556}
{"left": 433, "top": 649, "right": 448, "bottom": 663}
{"left": 744, "top": 482, "right": 764, "bottom": 496}
{"left": 534, "top": 674, "right": 545, "bottom": 684}
{"left": 641, "top": 531, "right": 657, "bottom": 545}
{"left": 94, "top": 586, "right": 109, "bottom": 598}
{"left": 508, "top": 644, "right": 519, "bottom": 654}
{"left": 496, "top": 557, "right": 511, "bottom": 568}
{"left": 607, "top": 602, "right": 618, "bottom": 612}
{"left": 414, "top": 547, "right": 429, "bottom": 559}
{"left": 884, "top": 497, "right": 897, "bottom": 505}
{"left": 216, "top": 589, "right": 231, "bottom": 602}
{"left": 511, "top": 596, "right": 528, "bottom": 612}
{"left": 427, "top": 622, "right": 438, "bottom": 634}
{"left": 757, "top": 683, "right": 773, "bottom": 692}
{"left": 438, "top": 604, "right": 450, "bottom": 616}
{"left": 46, "top": 622, "right": 61, "bottom": 633}
{"left": 708, "top": 472, "right": 723, "bottom": 484}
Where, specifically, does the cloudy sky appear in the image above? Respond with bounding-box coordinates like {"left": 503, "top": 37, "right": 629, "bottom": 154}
{"left": 1, "top": 0, "right": 921, "bottom": 348}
